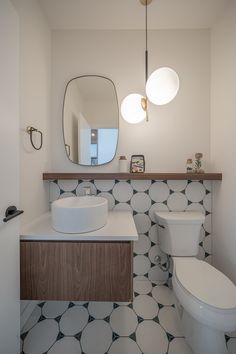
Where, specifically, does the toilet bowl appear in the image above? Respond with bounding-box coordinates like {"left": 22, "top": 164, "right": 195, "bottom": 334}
{"left": 173, "top": 257, "right": 236, "bottom": 354}
{"left": 155, "top": 211, "right": 236, "bottom": 354}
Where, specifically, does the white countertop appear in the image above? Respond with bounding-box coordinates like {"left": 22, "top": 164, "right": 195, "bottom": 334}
{"left": 20, "top": 211, "right": 138, "bottom": 241}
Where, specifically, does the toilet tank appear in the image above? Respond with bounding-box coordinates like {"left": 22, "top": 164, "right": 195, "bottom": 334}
{"left": 155, "top": 211, "right": 205, "bottom": 256}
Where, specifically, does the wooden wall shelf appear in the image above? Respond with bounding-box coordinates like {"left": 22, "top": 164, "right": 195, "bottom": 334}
{"left": 43, "top": 172, "right": 222, "bottom": 181}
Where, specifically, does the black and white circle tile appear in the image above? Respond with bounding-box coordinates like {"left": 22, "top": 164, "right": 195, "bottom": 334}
{"left": 50, "top": 178, "right": 213, "bottom": 278}
{"left": 20, "top": 179, "right": 236, "bottom": 353}
{"left": 21, "top": 281, "right": 236, "bottom": 354}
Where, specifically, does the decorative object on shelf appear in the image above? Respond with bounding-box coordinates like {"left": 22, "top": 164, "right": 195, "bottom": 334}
{"left": 193, "top": 153, "right": 204, "bottom": 173}
{"left": 26, "top": 126, "right": 43, "bottom": 150}
{"left": 186, "top": 158, "right": 193, "bottom": 173}
{"left": 130, "top": 155, "right": 145, "bottom": 173}
{"left": 121, "top": 0, "right": 179, "bottom": 124}
{"left": 119, "top": 155, "right": 128, "bottom": 173}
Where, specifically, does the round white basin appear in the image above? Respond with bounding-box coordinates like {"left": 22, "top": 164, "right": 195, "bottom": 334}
{"left": 51, "top": 196, "right": 108, "bottom": 233}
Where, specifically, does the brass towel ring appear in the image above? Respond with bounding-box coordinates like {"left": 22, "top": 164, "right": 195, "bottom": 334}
{"left": 26, "top": 126, "right": 43, "bottom": 150}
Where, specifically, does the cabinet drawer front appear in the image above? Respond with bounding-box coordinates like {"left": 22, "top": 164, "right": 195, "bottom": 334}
{"left": 20, "top": 241, "right": 133, "bottom": 302}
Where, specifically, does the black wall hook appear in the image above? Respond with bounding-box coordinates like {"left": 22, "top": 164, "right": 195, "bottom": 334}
{"left": 27, "top": 126, "right": 43, "bottom": 150}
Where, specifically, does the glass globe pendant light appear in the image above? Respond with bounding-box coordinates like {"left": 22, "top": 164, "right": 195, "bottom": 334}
{"left": 121, "top": 93, "right": 147, "bottom": 124}
{"left": 121, "top": 0, "right": 179, "bottom": 124}
{"left": 146, "top": 67, "right": 179, "bottom": 105}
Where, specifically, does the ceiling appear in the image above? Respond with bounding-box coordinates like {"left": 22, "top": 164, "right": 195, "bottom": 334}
{"left": 38, "top": 0, "right": 229, "bottom": 30}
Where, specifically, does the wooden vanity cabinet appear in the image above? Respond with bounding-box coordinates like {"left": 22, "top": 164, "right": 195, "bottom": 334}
{"left": 20, "top": 240, "right": 133, "bottom": 302}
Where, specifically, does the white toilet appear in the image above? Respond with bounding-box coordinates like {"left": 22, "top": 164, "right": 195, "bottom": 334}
{"left": 155, "top": 211, "right": 236, "bottom": 354}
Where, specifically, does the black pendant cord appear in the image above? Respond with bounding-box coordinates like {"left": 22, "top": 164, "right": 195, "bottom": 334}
{"left": 145, "top": 0, "right": 149, "bottom": 121}
{"left": 145, "top": 0, "right": 148, "bottom": 84}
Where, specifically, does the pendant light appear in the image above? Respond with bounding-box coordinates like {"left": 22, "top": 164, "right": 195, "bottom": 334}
{"left": 121, "top": 0, "right": 179, "bottom": 124}
{"left": 121, "top": 93, "right": 147, "bottom": 124}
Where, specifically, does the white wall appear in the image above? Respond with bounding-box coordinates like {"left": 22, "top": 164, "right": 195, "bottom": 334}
{"left": 211, "top": 0, "right": 236, "bottom": 283}
{"left": 11, "top": 0, "right": 51, "bottom": 226}
{"left": 51, "top": 29, "right": 210, "bottom": 172}
{"left": 11, "top": 0, "right": 52, "bottom": 326}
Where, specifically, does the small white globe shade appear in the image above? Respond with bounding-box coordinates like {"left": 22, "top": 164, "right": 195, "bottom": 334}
{"left": 121, "top": 93, "right": 146, "bottom": 124}
{"left": 146, "top": 67, "right": 179, "bottom": 105}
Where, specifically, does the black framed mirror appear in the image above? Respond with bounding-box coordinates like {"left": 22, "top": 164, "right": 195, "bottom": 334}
{"left": 63, "top": 75, "right": 119, "bottom": 166}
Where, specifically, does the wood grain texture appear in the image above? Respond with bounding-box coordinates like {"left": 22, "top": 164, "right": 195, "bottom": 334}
{"left": 42, "top": 172, "right": 222, "bottom": 181}
{"left": 20, "top": 241, "right": 133, "bottom": 302}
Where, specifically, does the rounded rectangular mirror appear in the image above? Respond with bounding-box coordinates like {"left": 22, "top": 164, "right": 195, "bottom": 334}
{"left": 63, "top": 75, "right": 119, "bottom": 166}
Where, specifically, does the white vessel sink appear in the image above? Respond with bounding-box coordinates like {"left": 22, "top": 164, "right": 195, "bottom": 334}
{"left": 51, "top": 196, "right": 108, "bottom": 233}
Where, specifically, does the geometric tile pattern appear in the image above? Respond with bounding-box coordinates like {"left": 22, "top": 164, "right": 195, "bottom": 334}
{"left": 21, "top": 281, "right": 236, "bottom": 354}
{"left": 49, "top": 178, "right": 213, "bottom": 284}
{"left": 20, "top": 179, "right": 236, "bottom": 353}
{"left": 21, "top": 281, "right": 190, "bottom": 354}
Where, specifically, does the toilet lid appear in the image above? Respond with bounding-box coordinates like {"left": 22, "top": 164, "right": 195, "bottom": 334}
{"left": 175, "top": 258, "right": 236, "bottom": 309}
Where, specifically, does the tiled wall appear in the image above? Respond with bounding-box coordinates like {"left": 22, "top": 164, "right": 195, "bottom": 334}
{"left": 49, "top": 179, "right": 212, "bottom": 282}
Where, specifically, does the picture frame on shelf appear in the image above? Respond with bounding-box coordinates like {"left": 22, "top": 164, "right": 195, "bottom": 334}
{"left": 130, "top": 155, "right": 145, "bottom": 173}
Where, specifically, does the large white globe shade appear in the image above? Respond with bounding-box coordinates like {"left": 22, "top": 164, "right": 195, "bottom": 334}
{"left": 146, "top": 67, "right": 179, "bottom": 105}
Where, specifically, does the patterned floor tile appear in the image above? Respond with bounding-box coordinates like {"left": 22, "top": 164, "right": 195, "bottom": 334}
{"left": 81, "top": 320, "right": 112, "bottom": 354}
{"left": 60, "top": 306, "right": 89, "bottom": 335}
{"left": 168, "top": 338, "right": 193, "bottom": 354}
{"left": 42, "top": 301, "right": 69, "bottom": 318}
{"left": 152, "top": 285, "right": 174, "bottom": 306}
{"left": 23, "top": 319, "right": 59, "bottom": 354}
{"left": 108, "top": 337, "right": 142, "bottom": 354}
{"left": 88, "top": 301, "right": 113, "bottom": 319}
{"left": 133, "top": 294, "right": 159, "bottom": 319}
{"left": 133, "top": 279, "right": 152, "bottom": 295}
{"left": 158, "top": 307, "right": 183, "bottom": 337}
{"left": 22, "top": 304, "right": 41, "bottom": 333}
{"left": 48, "top": 337, "right": 82, "bottom": 354}
{"left": 110, "top": 306, "right": 138, "bottom": 336}
{"left": 136, "top": 320, "right": 169, "bottom": 354}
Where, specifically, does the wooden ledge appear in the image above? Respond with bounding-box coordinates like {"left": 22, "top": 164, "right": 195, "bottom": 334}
{"left": 43, "top": 172, "right": 222, "bottom": 181}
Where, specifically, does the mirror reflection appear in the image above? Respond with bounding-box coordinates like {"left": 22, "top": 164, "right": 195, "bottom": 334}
{"left": 63, "top": 75, "right": 119, "bottom": 166}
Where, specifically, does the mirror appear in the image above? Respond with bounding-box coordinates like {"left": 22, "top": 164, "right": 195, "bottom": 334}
{"left": 63, "top": 75, "right": 119, "bottom": 166}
